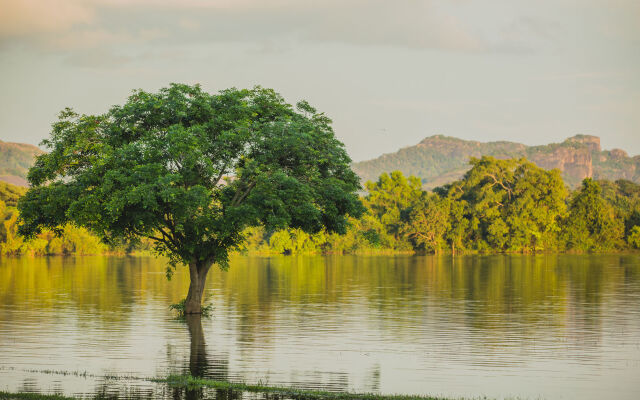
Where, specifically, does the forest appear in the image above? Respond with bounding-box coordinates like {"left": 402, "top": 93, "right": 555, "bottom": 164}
{"left": 2, "top": 156, "right": 640, "bottom": 256}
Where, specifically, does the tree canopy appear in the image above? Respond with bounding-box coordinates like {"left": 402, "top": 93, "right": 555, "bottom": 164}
{"left": 18, "top": 84, "right": 364, "bottom": 312}
{"left": 436, "top": 157, "right": 568, "bottom": 252}
{"left": 563, "top": 178, "right": 624, "bottom": 251}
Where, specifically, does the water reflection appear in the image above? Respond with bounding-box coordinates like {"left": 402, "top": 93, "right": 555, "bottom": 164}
{"left": 184, "top": 315, "right": 206, "bottom": 400}
{"left": 185, "top": 315, "right": 208, "bottom": 378}
{"left": 0, "top": 254, "right": 639, "bottom": 399}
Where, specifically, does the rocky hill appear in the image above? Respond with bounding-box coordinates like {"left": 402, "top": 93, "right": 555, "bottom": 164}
{"left": 353, "top": 135, "right": 640, "bottom": 189}
{"left": 0, "top": 140, "right": 44, "bottom": 187}
{"left": 2, "top": 135, "right": 638, "bottom": 190}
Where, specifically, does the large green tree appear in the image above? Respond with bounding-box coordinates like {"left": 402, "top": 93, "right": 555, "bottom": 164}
{"left": 364, "top": 171, "right": 422, "bottom": 250}
{"left": 563, "top": 178, "right": 624, "bottom": 251}
{"left": 400, "top": 192, "right": 450, "bottom": 253}
{"left": 18, "top": 84, "right": 363, "bottom": 313}
{"left": 598, "top": 179, "right": 640, "bottom": 240}
{"left": 436, "top": 156, "right": 567, "bottom": 252}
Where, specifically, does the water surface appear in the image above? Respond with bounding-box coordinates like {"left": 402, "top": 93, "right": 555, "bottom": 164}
{"left": 1, "top": 254, "right": 639, "bottom": 399}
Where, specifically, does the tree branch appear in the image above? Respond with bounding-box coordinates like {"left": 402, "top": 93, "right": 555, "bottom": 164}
{"left": 147, "top": 235, "right": 179, "bottom": 254}
{"left": 485, "top": 173, "right": 513, "bottom": 200}
{"left": 235, "top": 181, "right": 257, "bottom": 205}
{"left": 231, "top": 181, "right": 257, "bottom": 206}
{"left": 214, "top": 162, "right": 228, "bottom": 187}
{"left": 131, "top": 225, "right": 178, "bottom": 255}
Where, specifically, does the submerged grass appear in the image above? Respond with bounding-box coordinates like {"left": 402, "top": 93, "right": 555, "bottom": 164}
{"left": 160, "top": 375, "right": 453, "bottom": 400}
{"left": 168, "top": 298, "right": 214, "bottom": 318}
{"left": 0, "top": 392, "right": 75, "bottom": 400}
{"left": 1, "top": 368, "right": 488, "bottom": 400}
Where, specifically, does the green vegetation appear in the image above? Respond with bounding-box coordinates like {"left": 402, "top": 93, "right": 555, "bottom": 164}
{"left": 629, "top": 226, "right": 640, "bottom": 249}
{"left": 169, "top": 298, "right": 214, "bottom": 318}
{"left": 437, "top": 157, "right": 568, "bottom": 253}
{"left": 242, "top": 156, "right": 639, "bottom": 254}
{"left": 0, "top": 392, "right": 75, "bottom": 400}
{"left": 0, "top": 181, "right": 27, "bottom": 207}
{"left": 1, "top": 181, "right": 137, "bottom": 256}
{"left": 3, "top": 156, "right": 639, "bottom": 258}
{"left": 17, "top": 84, "right": 363, "bottom": 314}
{"left": 160, "top": 375, "right": 450, "bottom": 400}
{"left": 0, "top": 368, "right": 455, "bottom": 400}
{"left": 563, "top": 178, "right": 624, "bottom": 251}
{"left": 0, "top": 387, "right": 457, "bottom": 400}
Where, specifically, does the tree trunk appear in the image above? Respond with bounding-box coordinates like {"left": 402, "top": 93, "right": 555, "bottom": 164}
{"left": 184, "top": 259, "right": 212, "bottom": 314}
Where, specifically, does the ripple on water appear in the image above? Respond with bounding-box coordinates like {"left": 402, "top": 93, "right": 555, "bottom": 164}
{"left": 0, "top": 254, "right": 639, "bottom": 399}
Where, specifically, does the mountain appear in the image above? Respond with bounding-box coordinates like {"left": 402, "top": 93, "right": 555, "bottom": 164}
{"left": 2, "top": 135, "right": 638, "bottom": 190}
{"left": 0, "top": 140, "right": 44, "bottom": 187}
{"left": 353, "top": 135, "right": 640, "bottom": 189}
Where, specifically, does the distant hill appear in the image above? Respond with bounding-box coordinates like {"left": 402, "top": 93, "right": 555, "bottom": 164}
{"left": 353, "top": 135, "right": 640, "bottom": 189}
{"left": 0, "top": 140, "right": 44, "bottom": 187}
{"left": 2, "top": 135, "right": 638, "bottom": 190}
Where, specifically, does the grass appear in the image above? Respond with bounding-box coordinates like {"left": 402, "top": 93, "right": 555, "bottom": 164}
{"left": 0, "top": 368, "right": 489, "bottom": 400}
{"left": 0, "top": 392, "right": 75, "bottom": 400}
{"left": 159, "top": 375, "right": 453, "bottom": 400}
{"left": 168, "top": 298, "right": 214, "bottom": 318}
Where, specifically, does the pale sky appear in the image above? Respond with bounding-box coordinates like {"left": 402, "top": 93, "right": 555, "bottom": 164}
{"left": 0, "top": 0, "right": 638, "bottom": 161}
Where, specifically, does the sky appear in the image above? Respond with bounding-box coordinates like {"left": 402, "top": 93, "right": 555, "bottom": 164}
{"left": 0, "top": 0, "right": 638, "bottom": 162}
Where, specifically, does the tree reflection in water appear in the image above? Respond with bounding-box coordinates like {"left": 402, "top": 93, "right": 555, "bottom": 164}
{"left": 182, "top": 314, "right": 237, "bottom": 400}
{"left": 186, "top": 314, "right": 208, "bottom": 378}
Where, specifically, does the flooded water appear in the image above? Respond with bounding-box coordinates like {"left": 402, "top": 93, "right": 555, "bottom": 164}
{"left": 1, "top": 254, "right": 639, "bottom": 399}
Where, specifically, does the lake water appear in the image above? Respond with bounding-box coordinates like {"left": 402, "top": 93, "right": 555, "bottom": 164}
{"left": 1, "top": 254, "right": 639, "bottom": 399}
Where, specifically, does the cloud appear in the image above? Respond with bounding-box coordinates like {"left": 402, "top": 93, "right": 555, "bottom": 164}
{"left": 491, "top": 16, "right": 564, "bottom": 53}
{"left": 0, "top": 0, "right": 94, "bottom": 36}
{"left": 299, "top": 1, "right": 484, "bottom": 51}
{"left": 7, "top": 0, "right": 635, "bottom": 60}
{"left": 62, "top": 47, "right": 131, "bottom": 68}
{"left": 0, "top": 0, "right": 486, "bottom": 52}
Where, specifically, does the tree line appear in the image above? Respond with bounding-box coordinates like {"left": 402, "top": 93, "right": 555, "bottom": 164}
{"left": 2, "top": 156, "right": 640, "bottom": 256}
{"left": 244, "top": 156, "right": 640, "bottom": 254}
{"left": 0, "top": 181, "right": 139, "bottom": 255}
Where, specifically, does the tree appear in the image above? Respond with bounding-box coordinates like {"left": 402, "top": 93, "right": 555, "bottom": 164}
{"left": 454, "top": 157, "right": 521, "bottom": 251}
{"left": 598, "top": 179, "right": 640, "bottom": 241}
{"left": 628, "top": 226, "right": 640, "bottom": 249}
{"left": 435, "top": 156, "right": 567, "bottom": 252}
{"left": 401, "top": 193, "right": 449, "bottom": 253}
{"left": 507, "top": 161, "right": 567, "bottom": 251}
{"left": 364, "top": 171, "right": 422, "bottom": 250}
{"left": 18, "top": 84, "right": 363, "bottom": 313}
{"left": 563, "top": 178, "right": 624, "bottom": 251}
